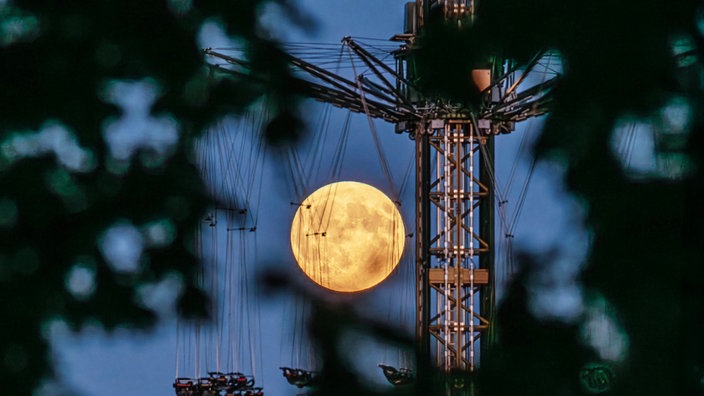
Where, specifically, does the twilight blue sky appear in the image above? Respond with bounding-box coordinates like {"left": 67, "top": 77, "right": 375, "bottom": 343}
{"left": 47, "top": 2, "right": 616, "bottom": 395}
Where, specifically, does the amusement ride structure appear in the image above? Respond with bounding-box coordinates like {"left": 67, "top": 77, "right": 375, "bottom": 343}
{"left": 177, "top": 1, "right": 560, "bottom": 395}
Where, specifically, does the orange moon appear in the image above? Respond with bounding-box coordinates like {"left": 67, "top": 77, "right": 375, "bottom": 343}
{"left": 290, "top": 181, "right": 405, "bottom": 292}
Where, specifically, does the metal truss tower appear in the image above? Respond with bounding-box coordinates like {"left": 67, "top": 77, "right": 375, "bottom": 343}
{"left": 204, "top": 0, "right": 556, "bottom": 389}
{"left": 401, "top": 1, "right": 553, "bottom": 377}
{"left": 414, "top": 117, "right": 492, "bottom": 375}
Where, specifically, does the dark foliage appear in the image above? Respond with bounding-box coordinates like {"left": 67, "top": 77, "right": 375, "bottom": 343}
{"left": 412, "top": 0, "right": 704, "bottom": 395}
{"left": 0, "top": 0, "right": 304, "bottom": 393}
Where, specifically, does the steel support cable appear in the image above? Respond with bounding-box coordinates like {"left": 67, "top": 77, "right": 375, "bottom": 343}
{"left": 225, "top": 226, "right": 235, "bottom": 370}
{"left": 476, "top": 153, "right": 509, "bottom": 238}
{"left": 380, "top": 245, "right": 413, "bottom": 368}
{"left": 251, "top": 147, "right": 267, "bottom": 228}
{"left": 284, "top": 48, "right": 349, "bottom": 58}
{"left": 214, "top": 122, "right": 232, "bottom": 204}
{"left": 288, "top": 214, "right": 312, "bottom": 366}
{"left": 308, "top": 45, "right": 348, "bottom": 185}
{"left": 325, "top": 47, "right": 353, "bottom": 183}
{"left": 213, "top": 121, "right": 241, "bottom": 206}
{"left": 216, "top": 218, "right": 228, "bottom": 371}
{"left": 503, "top": 106, "right": 548, "bottom": 234}
{"left": 231, "top": 232, "right": 241, "bottom": 371}
{"left": 318, "top": 179, "right": 339, "bottom": 242}
{"left": 500, "top": 124, "right": 539, "bottom": 274}
{"left": 233, "top": 229, "right": 242, "bottom": 370}
{"left": 388, "top": 195, "right": 401, "bottom": 273}
{"left": 621, "top": 122, "right": 638, "bottom": 168}
{"left": 201, "top": 218, "right": 215, "bottom": 371}
{"left": 211, "top": 107, "right": 266, "bottom": 210}
{"left": 175, "top": 319, "right": 181, "bottom": 378}
{"left": 194, "top": 224, "right": 205, "bottom": 377}
{"left": 197, "top": 134, "right": 212, "bottom": 194}
{"left": 473, "top": 122, "right": 512, "bottom": 237}
{"left": 245, "top": 231, "right": 256, "bottom": 379}
{"left": 182, "top": 325, "right": 191, "bottom": 377}
{"left": 622, "top": 124, "right": 635, "bottom": 165}
{"left": 249, "top": 120, "right": 268, "bottom": 227}
{"left": 285, "top": 145, "right": 308, "bottom": 199}
{"left": 346, "top": 45, "right": 400, "bottom": 202}
{"left": 213, "top": 221, "right": 221, "bottom": 371}
{"left": 193, "top": 225, "right": 204, "bottom": 377}
{"left": 282, "top": 148, "right": 301, "bottom": 199}
{"left": 242, "top": 113, "right": 266, "bottom": 223}
{"left": 324, "top": 111, "right": 352, "bottom": 183}
{"left": 238, "top": 228, "right": 249, "bottom": 372}
{"left": 478, "top": 139, "right": 515, "bottom": 279}
{"left": 217, "top": 122, "right": 236, "bottom": 205}
{"left": 214, "top": 121, "right": 240, "bottom": 212}
{"left": 237, "top": 232, "right": 247, "bottom": 372}
{"left": 306, "top": 105, "right": 332, "bottom": 183}
{"left": 471, "top": 115, "right": 517, "bottom": 284}
{"left": 202, "top": 134, "right": 220, "bottom": 201}
{"left": 349, "top": 38, "right": 402, "bottom": 54}
{"left": 349, "top": 35, "right": 405, "bottom": 42}
{"left": 479, "top": 138, "right": 511, "bottom": 256}
{"left": 626, "top": 123, "right": 640, "bottom": 166}
{"left": 252, "top": 231, "right": 264, "bottom": 381}
{"left": 504, "top": 119, "right": 535, "bottom": 198}
{"left": 213, "top": 126, "right": 228, "bottom": 203}
{"left": 231, "top": 127, "right": 250, "bottom": 208}
{"left": 282, "top": 104, "right": 310, "bottom": 198}
{"left": 503, "top": 53, "right": 553, "bottom": 199}
{"left": 508, "top": 156, "right": 537, "bottom": 233}
{"left": 293, "top": 147, "right": 309, "bottom": 196}
{"left": 245, "top": 113, "right": 265, "bottom": 199}
{"left": 235, "top": 112, "right": 267, "bottom": 228}
{"left": 290, "top": 296, "right": 299, "bottom": 367}
{"left": 497, "top": 54, "right": 554, "bottom": 239}
{"left": 402, "top": 252, "right": 414, "bottom": 369}
{"left": 215, "top": 220, "right": 224, "bottom": 373}
{"left": 242, "top": 232, "right": 260, "bottom": 382}
{"left": 285, "top": 41, "right": 398, "bottom": 72}
{"left": 397, "top": 151, "right": 415, "bottom": 206}
{"left": 291, "top": 294, "right": 311, "bottom": 369}
{"left": 195, "top": 314, "right": 201, "bottom": 377}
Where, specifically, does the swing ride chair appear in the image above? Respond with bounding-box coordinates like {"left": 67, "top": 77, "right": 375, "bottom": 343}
{"left": 280, "top": 367, "right": 319, "bottom": 388}
{"left": 378, "top": 364, "right": 415, "bottom": 386}
{"left": 173, "top": 372, "right": 259, "bottom": 396}
{"left": 173, "top": 378, "right": 196, "bottom": 396}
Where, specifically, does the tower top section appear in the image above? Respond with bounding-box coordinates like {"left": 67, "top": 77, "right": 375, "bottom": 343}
{"left": 397, "top": 0, "right": 475, "bottom": 38}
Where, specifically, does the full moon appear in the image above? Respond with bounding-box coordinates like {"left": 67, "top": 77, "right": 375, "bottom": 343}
{"left": 290, "top": 181, "right": 405, "bottom": 292}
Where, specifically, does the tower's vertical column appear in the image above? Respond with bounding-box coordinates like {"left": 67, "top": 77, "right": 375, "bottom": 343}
{"left": 415, "top": 123, "right": 431, "bottom": 366}
{"left": 410, "top": 0, "right": 494, "bottom": 385}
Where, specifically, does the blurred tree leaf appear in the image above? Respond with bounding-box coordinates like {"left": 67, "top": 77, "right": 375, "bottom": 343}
{"left": 0, "top": 0, "right": 306, "bottom": 393}
{"left": 411, "top": 1, "right": 704, "bottom": 395}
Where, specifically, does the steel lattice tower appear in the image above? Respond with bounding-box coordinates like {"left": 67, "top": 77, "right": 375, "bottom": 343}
{"left": 204, "top": 0, "right": 555, "bottom": 390}
{"left": 404, "top": 1, "right": 502, "bottom": 376}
